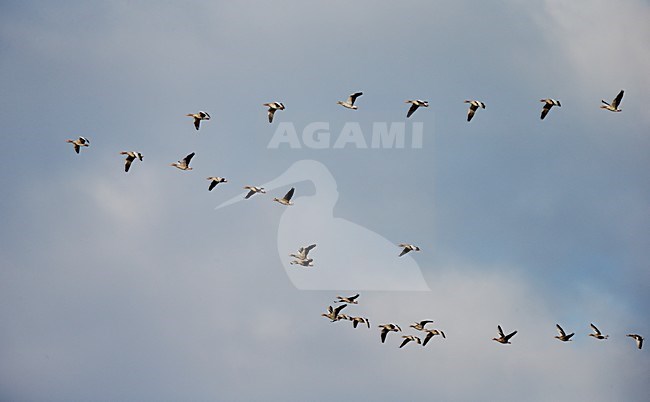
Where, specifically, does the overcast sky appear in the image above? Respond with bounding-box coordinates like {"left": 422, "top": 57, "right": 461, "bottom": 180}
{"left": 1, "top": 1, "right": 649, "bottom": 401}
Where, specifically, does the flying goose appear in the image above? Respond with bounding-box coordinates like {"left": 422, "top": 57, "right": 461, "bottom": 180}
{"left": 399, "top": 335, "right": 422, "bottom": 348}
{"left": 66, "top": 137, "right": 90, "bottom": 154}
{"left": 398, "top": 243, "right": 421, "bottom": 257}
{"left": 554, "top": 324, "right": 574, "bottom": 342}
{"left": 626, "top": 334, "right": 644, "bottom": 350}
{"left": 588, "top": 323, "right": 609, "bottom": 340}
{"left": 422, "top": 329, "right": 446, "bottom": 346}
{"left": 290, "top": 244, "right": 317, "bottom": 260}
{"left": 290, "top": 258, "right": 314, "bottom": 267}
{"left": 334, "top": 293, "right": 359, "bottom": 304}
{"left": 170, "top": 152, "right": 195, "bottom": 170}
{"left": 337, "top": 92, "right": 363, "bottom": 110}
{"left": 348, "top": 316, "right": 371, "bottom": 329}
{"left": 379, "top": 324, "right": 402, "bottom": 343}
{"left": 273, "top": 187, "right": 295, "bottom": 206}
{"left": 119, "top": 151, "right": 143, "bottom": 172}
{"left": 600, "top": 90, "right": 624, "bottom": 112}
{"left": 263, "top": 102, "right": 285, "bottom": 123}
{"left": 321, "top": 304, "right": 347, "bottom": 321}
{"left": 410, "top": 320, "right": 433, "bottom": 331}
{"left": 207, "top": 177, "right": 228, "bottom": 191}
{"left": 464, "top": 100, "right": 486, "bottom": 122}
{"left": 405, "top": 100, "right": 429, "bottom": 118}
{"left": 186, "top": 111, "right": 210, "bottom": 130}
{"left": 493, "top": 325, "right": 517, "bottom": 344}
{"left": 540, "top": 99, "right": 561, "bottom": 120}
{"left": 244, "top": 186, "right": 266, "bottom": 199}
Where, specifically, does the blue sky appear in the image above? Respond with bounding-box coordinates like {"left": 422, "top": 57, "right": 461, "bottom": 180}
{"left": 1, "top": 1, "right": 649, "bottom": 401}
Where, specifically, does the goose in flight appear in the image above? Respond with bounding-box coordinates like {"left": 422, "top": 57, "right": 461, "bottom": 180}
{"left": 399, "top": 335, "right": 422, "bottom": 348}
{"left": 334, "top": 293, "right": 359, "bottom": 304}
{"left": 290, "top": 258, "right": 314, "bottom": 267}
{"left": 120, "top": 151, "right": 143, "bottom": 172}
{"left": 600, "top": 90, "right": 624, "bottom": 112}
{"left": 540, "top": 99, "right": 561, "bottom": 120}
{"left": 66, "top": 137, "right": 90, "bottom": 154}
{"left": 554, "top": 324, "right": 574, "bottom": 342}
{"left": 422, "top": 329, "right": 446, "bottom": 346}
{"left": 379, "top": 324, "right": 402, "bottom": 343}
{"left": 626, "top": 334, "right": 644, "bottom": 350}
{"left": 273, "top": 187, "right": 295, "bottom": 206}
{"left": 170, "top": 152, "right": 195, "bottom": 171}
{"left": 337, "top": 92, "right": 363, "bottom": 110}
{"left": 405, "top": 100, "right": 428, "bottom": 118}
{"left": 263, "top": 102, "right": 285, "bottom": 123}
{"left": 493, "top": 325, "right": 517, "bottom": 344}
{"left": 321, "top": 304, "right": 347, "bottom": 321}
{"left": 290, "top": 244, "right": 316, "bottom": 260}
{"left": 348, "top": 316, "right": 371, "bottom": 329}
{"left": 588, "top": 323, "right": 609, "bottom": 340}
{"left": 464, "top": 100, "right": 486, "bottom": 122}
{"left": 410, "top": 320, "right": 433, "bottom": 331}
{"left": 186, "top": 111, "right": 210, "bottom": 130}
{"left": 207, "top": 177, "right": 228, "bottom": 191}
{"left": 244, "top": 186, "right": 266, "bottom": 199}
{"left": 398, "top": 244, "right": 421, "bottom": 257}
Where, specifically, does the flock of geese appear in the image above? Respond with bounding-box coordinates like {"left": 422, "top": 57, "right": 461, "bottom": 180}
{"left": 321, "top": 294, "right": 644, "bottom": 350}
{"left": 65, "top": 88, "right": 643, "bottom": 352}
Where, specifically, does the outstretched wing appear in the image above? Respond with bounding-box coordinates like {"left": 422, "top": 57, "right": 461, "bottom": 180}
{"left": 348, "top": 293, "right": 360, "bottom": 301}
{"left": 422, "top": 332, "right": 434, "bottom": 346}
{"left": 380, "top": 329, "right": 388, "bottom": 343}
{"left": 612, "top": 90, "right": 624, "bottom": 108}
{"left": 497, "top": 325, "right": 505, "bottom": 337}
{"left": 541, "top": 104, "right": 552, "bottom": 120}
{"left": 208, "top": 180, "right": 218, "bottom": 191}
{"left": 193, "top": 117, "right": 200, "bottom": 130}
{"left": 399, "top": 338, "right": 410, "bottom": 348}
{"left": 245, "top": 189, "right": 256, "bottom": 199}
{"left": 590, "top": 323, "right": 601, "bottom": 335}
{"left": 124, "top": 158, "right": 132, "bottom": 172}
{"left": 504, "top": 330, "right": 517, "bottom": 341}
{"left": 183, "top": 152, "right": 195, "bottom": 166}
{"left": 268, "top": 109, "right": 276, "bottom": 123}
{"left": 467, "top": 106, "right": 476, "bottom": 122}
{"left": 283, "top": 187, "right": 295, "bottom": 201}
{"left": 406, "top": 103, "right": 419, "bottom": 118}
{"left": 399, "top": 247, "right": 410, "bottom": 257}
{"left": 348, "top": 92, "right": 363, "bottom": 106}
{"left": 556, "top": 324, "right": 566, "bottom": 337}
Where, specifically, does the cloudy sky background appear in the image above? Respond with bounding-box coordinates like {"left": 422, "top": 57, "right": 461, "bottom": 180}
{"left": 1, "top": 1, "right": 649, "bottom": 400}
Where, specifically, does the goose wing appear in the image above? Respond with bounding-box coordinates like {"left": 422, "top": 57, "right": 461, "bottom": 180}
{"left": 193, "top": 117, "right": 201, "bottom": 130}
{"left": 422, "top": 332, "right": 434, "bottom": 346}
{"left": 497, "top": 325, "right": 505, "bottom": 337}
{"left": 612, "top": 90, "right": 624, "bottom": 108}
{"left": 267, "top": 109, "right": 276, "bottom": 123}
{"left": 380, "top": 328, "right": 388, "bottom": 343}
{"left": 348, "top": 293, "right": 360, "bottom": 302}
{"left": 348, "top": 92, "right": 363, "bottom": 106}
{"left": 245, "top": 189, "right": 256, "bottom": 199}
{"left": 504, "top": 330, "right": 517, "bottom": 341}
{"left": 541, "top": 103, "right": 552, "bottom": 120}
{"left": 303, "top": 244, "right": 317, "bottom": 257}
{"left": 124, "top": 158, "right": 133, "bottom": 172}
{"left": 399, "top": 337, "right": 411, "bottom": 348}
{"left": 183, "top": 152, "right": 195, "bottom": 166}
{"left": 333, "top": 304, "right": 347, "bottom": 316}
{"left": 419, "top": 320, "right": 433, "bottom": 327}
{"left": 556, "top": 324, "right": 566, "bottom": 337}
{"left": 283, "top": 187, "right": 295, "bottom": 201}
{"left": 406, "top": 103, "right": 419, "bottom": 118}
{"left": 590, "top": 323, "right": 601, "bottom": 335}
{"left": 467, "top": 105, "right": 477, "bottom": 122}
{"left": 208, "top": 180, "right": 218, "bottom": 191}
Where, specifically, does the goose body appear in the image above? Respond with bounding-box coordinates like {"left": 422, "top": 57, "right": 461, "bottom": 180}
{"left": 601, "top": 90, "right": 624, "bottom": 112}
{"left": 290, "top": 258, "right": 313, "bottom": 267}
{"left": 244, "top": 186, "right": 266, "bottom": 199}
{"left": 379, "top": 324, "right": 402, "bottom": 343}
{"left": 273, "top": 187, "right": 295, "bottom": 206}
{"left": 399, "top": 335, "right": 422, "bottom": 348}
{"left": 120, "top": 151, "right": 143, "bottom": 172}
{"left": 540, "top": 99, "right": 561, "bottom": 120}
{"left": 170, "top": 152, "right": 195, "bottom": 170}
{"left": 337, "top": 92, "right": 363, "bottom": 110}
{"left": 207, "top": 177, "right": 228, "bottom": 191}
{"left": 493, "top": 325, "right": 517, "bottom": 344}
{"left": 464, "top": 100, "right": 486, "bottom": 122}
{"left": 626, "top": 334, "right": 643, "bottom": 349}
{"left": 348, "top": 316, "right": 371, "bottom": 329}
{"left": 186, "top": 111, "right": 210, "bottom": 130}
{"left": 66, "top": 137, "right": 90, "bottom": 154}
{"left": 405, "top": 100, "right": 429, "bottom": 118}
{"left": 588, "top": 323, "right": 609, "bottom": 340}
{"left": 398, "top": 243, "right": 421, "bottom": 257}
{"left": 554, "top": 324, "right": 574, "bottom": 342}
{"left": 263, "top": 102, "right": 285, "bottom": 123}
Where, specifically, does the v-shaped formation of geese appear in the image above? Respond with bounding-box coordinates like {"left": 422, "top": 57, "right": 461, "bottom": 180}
{"left": 398, "top": 243, "right": 421, "bottom": 257}
{"left": 120, "top": 151, "right": 143, "bottom": 173}
{"left": 337, "top": 91, "right": 363, "bottom": 110}
{"left": 405, "top": 100, "right": 429, "bottom": 118}
{"left": 263, "top": 102, "right": 285, "bottom": 123}
{"left": 170, "top": 152, "right": 195, "bottom": 171}
{"left": 540, "top": 98, "right": 561, "bottom": 120}
{"left": 186, "top": 111, "right": 210, "bottom": 130}
{"left": 207, "top": 176, "right": 228, "bottom": 191}
{"left": 465, "top": 100, "right": 486, "bottom": 122}
{"left": 66, "top": 136, "right": 90, "bottom": 154}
